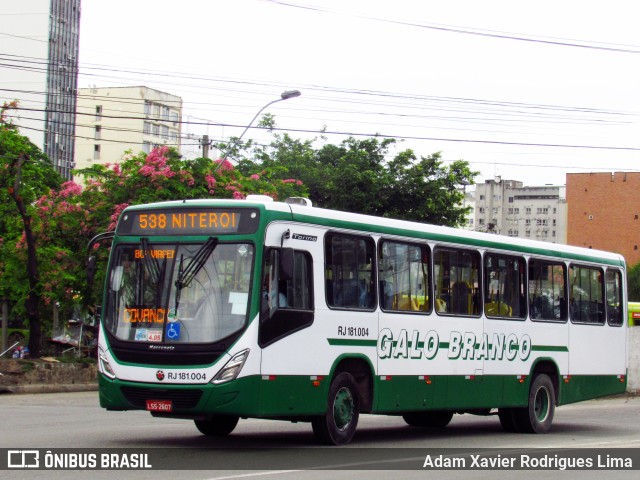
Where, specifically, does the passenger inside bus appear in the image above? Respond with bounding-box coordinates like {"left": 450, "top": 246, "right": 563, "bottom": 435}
{"left": 451, "top": 281, "right": 472, "bottom": 314}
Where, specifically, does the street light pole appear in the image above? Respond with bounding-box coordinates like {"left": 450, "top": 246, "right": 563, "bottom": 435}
{"left": 212, "top": 89, "right": 301, "bottom": 173}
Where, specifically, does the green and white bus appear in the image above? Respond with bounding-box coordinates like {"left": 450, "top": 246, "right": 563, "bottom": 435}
{"left": 93, "top": 196, "right": 628, "bottom": 445}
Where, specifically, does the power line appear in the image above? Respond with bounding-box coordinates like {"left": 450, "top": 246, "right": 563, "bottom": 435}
{"left": 11, "top": 104, "right": 640, "bottom": 152}
{"left": 3, "top": 53, "right": 638, "bottom": 121}
{"left": 263, "top": 0, "right": 640, "bottom": 54}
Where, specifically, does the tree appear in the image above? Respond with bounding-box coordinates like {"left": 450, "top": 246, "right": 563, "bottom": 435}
{"left": 76, "top": 146, "right": 308, "bottom": 233}
{"left": 30, "top": 181, "right": 96, "bottom": 314}
{"left": 0, "top": 101, "right": 64, "bottom": 355}
{"left": 628, "top": 262, "right": 640, "bottom": 301}
{"left": 239, "top": 128, "right": 477, "bottom": 226}
{"left": 384, "top": 150, "right": 477, "bottom": 225}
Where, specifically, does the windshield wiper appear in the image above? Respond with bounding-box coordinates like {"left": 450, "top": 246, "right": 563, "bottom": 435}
{"left": 140, "top": 238, "right": 168, "bottom": 305}
{"left": 174, "top": 237, "right": 218, "bottom": 312}
{"left": 140, "top": 238, "right": 159, "bottom": 283}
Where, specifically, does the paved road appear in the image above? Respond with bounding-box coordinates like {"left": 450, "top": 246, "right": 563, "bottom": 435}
{"left": 1, "top": 392, "right": 639, "bottom": 479}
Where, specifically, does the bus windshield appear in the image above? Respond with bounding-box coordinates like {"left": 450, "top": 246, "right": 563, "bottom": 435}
{"left": 104, "top": 241, "right": 254, "bottom": 344}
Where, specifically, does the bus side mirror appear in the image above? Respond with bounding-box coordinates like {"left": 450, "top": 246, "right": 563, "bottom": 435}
{"left": 87, "top": 255, "right": 97, "bottom": 287}
{"left": 280, "top": 248, "right": 294, "bottom": 281}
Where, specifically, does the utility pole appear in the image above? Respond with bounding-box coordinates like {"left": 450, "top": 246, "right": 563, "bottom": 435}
{"left": 201, "top": 134, "right": 210, "bottom": 158}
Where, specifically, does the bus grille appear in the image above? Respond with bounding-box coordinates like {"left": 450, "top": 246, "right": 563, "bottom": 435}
{"left": 121, "top": 386, "right": 204, "bottom": 409}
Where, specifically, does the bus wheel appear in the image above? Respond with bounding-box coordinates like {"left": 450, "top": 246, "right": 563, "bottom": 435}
{"left": 312, "top": 372, "right": 360, "bottom": 445}
{"left": 403, "top": 411, "right": 454, "bottom": 428}
{"left": 498, "top": 408, "right": 520, "bottom": 432}
{"left": 194, "top": 415, "right": 239, "bottom": 436}
{"left": 515, "top": 374, "right": 555, "bottom": 433}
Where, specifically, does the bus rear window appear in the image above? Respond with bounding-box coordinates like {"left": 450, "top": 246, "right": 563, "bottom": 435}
{"left": 605, "top": 269, "right": 623, "bottom": 326}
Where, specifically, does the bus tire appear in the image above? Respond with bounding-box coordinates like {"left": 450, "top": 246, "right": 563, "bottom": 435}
{"left": 312, "top": 372, "right": 360, "bottom": 445}
{"left": 515, "top": 373, "right": 555, "bottom": 433}
{"left": 194, "top": 415, "right": 239, "bottom": 436}
{"left": 498, "top": 408, "right": 520, "bottom": 432}
{"left": 403, "top": 411, "right": 454, "bottom": 428}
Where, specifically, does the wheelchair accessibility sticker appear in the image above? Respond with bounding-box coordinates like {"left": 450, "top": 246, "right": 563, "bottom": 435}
{"left": 166, "top": 322, "right": 180, "bottom": 340}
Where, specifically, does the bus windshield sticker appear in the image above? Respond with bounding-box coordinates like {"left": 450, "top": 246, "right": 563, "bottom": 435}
{"left": 166, "top": 323, "right": 181, "bottom": 341}
{"left": 146, "top": 330, "right": 162, "bottom": 342}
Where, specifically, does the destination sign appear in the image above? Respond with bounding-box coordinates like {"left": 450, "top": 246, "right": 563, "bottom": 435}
{"left": 117, "top": 208, "right": 259, "bottom": 236}
{"left": 124, "top": 308, "right": 167, "bottom": 324}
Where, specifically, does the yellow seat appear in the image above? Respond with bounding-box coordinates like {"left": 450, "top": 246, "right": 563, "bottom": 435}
{"left": 393, "top": 295, "right": 419, "bottom": 311}
{"left": 485, "top": 301, "right": 512, "bottom": 317}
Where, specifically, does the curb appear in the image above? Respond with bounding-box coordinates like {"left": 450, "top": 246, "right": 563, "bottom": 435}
{"left": 0, "top": 383, "right": 98, "bottom": 395}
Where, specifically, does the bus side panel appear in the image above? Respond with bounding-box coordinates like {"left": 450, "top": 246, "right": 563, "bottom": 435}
{"left": 375, "top": 314, "right": 488, "bottom": 412}
{"left": 558, "top": 375, "right": 627, "bottom": 405}
{"left": 374, "top": 374, "right": 448, "bottom": 412}
{"left": 563, "top": 321, "right": 627, "bottom": 404}
{"left": 258, "top": 312, "right": 375, "bottom": 417}
{"left": 258, "top": 225, "right": 373, "bottom": 417}
{"left": 483, "top": 316, "right": 569, "bottom": 408}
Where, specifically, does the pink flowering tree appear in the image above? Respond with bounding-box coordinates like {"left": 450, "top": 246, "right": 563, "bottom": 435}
{"left": 30, "top": 180, "right": 95, "bottom": 309}
{"left": 76, "top": 146, "right": 308, "bottom": 233}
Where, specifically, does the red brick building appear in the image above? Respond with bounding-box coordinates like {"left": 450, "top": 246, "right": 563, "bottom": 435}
{"left": 567, "top": 172, "right": 640, "bottom": 267}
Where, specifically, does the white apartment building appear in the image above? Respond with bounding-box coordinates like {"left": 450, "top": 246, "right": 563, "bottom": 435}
{"left": 0, "top": 0, "right": 81, "bottom": 179}
{"left": 74, "top": 86, "right": 182, "bottom": 174}
{"left": 472, "top": 177, "right": 568, "bottom": 244}
{"left": 460, "top": 186, "right": 476, "bottom": 231}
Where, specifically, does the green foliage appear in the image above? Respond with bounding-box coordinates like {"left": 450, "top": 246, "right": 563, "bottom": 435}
{"left": 75, "top": 146, "right": 309, "bottom": 233}
{"left": 1, "top": 102, "right": 65, "bottom": 355}
{"left": 385, "top": 152, "right": 476, "bottom": 225}
{"left": 627, "top": 262, "right": 640, "bottom": 301}
{"left": 242, "top": 129, "right": 477, "bottom": 226}
{"left": 1, "top": 104, "right": 476, "bottom": 355}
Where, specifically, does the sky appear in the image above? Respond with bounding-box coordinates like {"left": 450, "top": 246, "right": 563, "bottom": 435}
{"left": 76, "top": 0, "right": 640, "bottom": 186}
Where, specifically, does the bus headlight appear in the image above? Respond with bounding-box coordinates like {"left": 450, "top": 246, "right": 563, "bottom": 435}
{"left": 212, "top": 349, "right": 249, "bottom": 384}
{"left": 98, "top": 348, "right": 117, "bottom": 379}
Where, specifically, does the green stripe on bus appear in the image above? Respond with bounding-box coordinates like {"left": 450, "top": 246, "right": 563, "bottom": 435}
{"left": 532, "top": 345, "right": 569, "bottom": 352}
{"left": 327, "top": 339, "right": 377, "bottom": 347}
{"left": 327, "top": 339, "right": 568, "bottom": 353}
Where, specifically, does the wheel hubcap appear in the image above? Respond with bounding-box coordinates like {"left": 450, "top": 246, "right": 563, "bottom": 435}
{"left": 333, "top": 387, "right": 354, "bottom": 431}
{"left": 534, "top": 386, "right": 550, "bottom": 422}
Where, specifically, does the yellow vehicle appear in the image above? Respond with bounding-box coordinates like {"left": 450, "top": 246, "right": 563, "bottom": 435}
{"left": 629, "top": 302, "right": 640, "bottom": 326}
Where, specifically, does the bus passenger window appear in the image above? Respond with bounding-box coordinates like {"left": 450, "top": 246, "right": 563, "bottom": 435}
{"left": 379, "top": 240, "right": 431, "bottom": 313}
{"left": 605, "top": 269, "right": 623, "bottom": 326}
{"left": 484, "top": 254, "right": 526, "bottom": 320}
{"left": 569, "top": 265, "right": 605, "bottom": 324}
{"left": 325, "top": 233, "right": 376, "bottom": 310}
{"left": 434, "top": 247, "right": 481, "bottom": 316}
{"left": 528, "top": 260, "right": 566, "bottom": 322}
